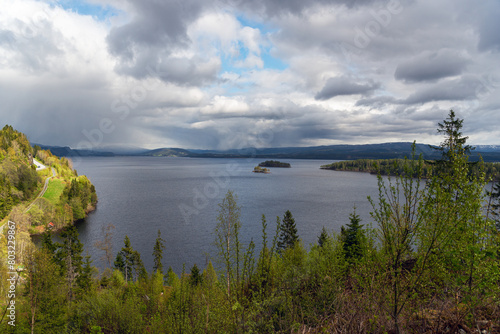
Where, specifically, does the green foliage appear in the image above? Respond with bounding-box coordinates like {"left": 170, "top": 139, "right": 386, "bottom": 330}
{"left": 61, "top": 176, "right": 97, "bottom": 222}
{"left": 487, "top": 178, "right": 500, "bottom": 229}
{"left": 317, "top": 226, "right": 329, "bottom": 247}
{"left": 190, "top": 263, "right": 202, "bottom": 286}
{"left": 153, "top": 229, "right": 166, "bottom": 274}
{"left": 214, "top": 189, "right": 242, "bottom": 297}
{"left": 0, "top": 125, "right": 97, "bottom": 229}
{"left": 42, "top": 178, "right": 66, "bottom": 204}
{"left": 340, "top": 208, "right": 365, "bottom": 261}
{"left": 8, "top": 113, "right": 500, "bottom": 333}
{"left": 321, "top": 157, "right": 499, "bottom": 180}
{"left": 0, "top": 125, "right": 42, "bottom": 219}
{"left": 258, "top": 160, "right": 291, "bottom": 168}
{"left": 277, "top": 210, "right": 298, "bottom": 252}
{"left": 23, "top": 246, "right": 68, "bottom": 333}
{"left": 114, "top": 235, "right": 147, "bottom": 282}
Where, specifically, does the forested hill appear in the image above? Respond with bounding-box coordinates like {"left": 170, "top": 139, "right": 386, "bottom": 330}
{"left": 0, "top": 125, "right": 97, "bottom": 232}
{"left": 38, "top": 142, "right": 500, "bottom": 162}
{"left": 0, "top": 125, "right": 40, "bottom": 219}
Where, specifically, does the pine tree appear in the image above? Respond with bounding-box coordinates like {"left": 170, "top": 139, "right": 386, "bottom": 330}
{"left": 166, "top": 266, "right": 178, "bottom": 286}
{"left": 153, "top": 229, "right": 166, "bottom": 274}
{"left": 132, "top": 250, "right": 148, "bottom": 281}
{"left": 277, "top": 210, "right": 298, "bottom": 252}
{"left": 115, "top": 235, "right": 135, "bottom": 281}
{"left": 318, "top": 226, "right": 329, "bottom": 248}
{"left": 190, "top": 263, "right": 202, "bottom": 286}
{"left": 24, "top": 247, "right": 67, "bottom": 333}
{"left": 76, "top": 254, "right": 94, "bottom": 295}
{"left": 113, "top": 252, "right": 125, "bottom": 275}
{"left": 340, "top": 209, "right": 364, "bottom": 260}
{"left": 431, "top": 109, "right": 475, "bottom": 177}
{"left": 55, "top": 225, "right": 84, "bottom": 301}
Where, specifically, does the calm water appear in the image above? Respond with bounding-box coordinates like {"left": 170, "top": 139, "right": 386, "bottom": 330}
{"left": 73, "top": 157, "right": 381, "bottom": 274}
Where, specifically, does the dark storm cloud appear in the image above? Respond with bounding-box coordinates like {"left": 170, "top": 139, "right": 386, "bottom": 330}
{"left": 394, "top": 49, "right": 470, "bottom": 83}
{"left": 355, "top": 96, "right": 397, "bottom": 108}
{"left": 402, "top": 75, "right": 479, "bottom": 105}
{"left": 104, "top": 0, "right": 383, "bottom": 86}
{"left": 315, "top": 77, "right": 380, "bottom": 100}
{"left": 114, "top": 53, "right": 220, "bottom": 86}
{"left": 3, "top": 0, "right": 500, "bottom": 149}
{"left": 107, "top": 0, "right": 203, "bottom": 54}
{"left": 477, "top": 1, "right": 500, "bottom": 52}
{"left": 225, "top": 0, "right": 378, "bottom": 17}
{"left": 106, "top": 0, "right": 208, "bottom": 85}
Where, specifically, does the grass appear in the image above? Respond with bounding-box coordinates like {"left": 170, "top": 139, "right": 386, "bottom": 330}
{"left": 42, "top": 178, "right": 66, "bottom": 205}
{"left": 37, "top": 167, "right": 52, "bottom": 178}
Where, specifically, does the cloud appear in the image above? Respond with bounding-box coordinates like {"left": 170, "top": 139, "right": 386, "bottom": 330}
{"left": 105, "top": 0, "right": 209, "bottom": 85}
{"left": 355, "top": 96, "right": 397, "bottom": 108}
{"left": 394, "top": 49, "right": 471, "bottom": 83}
{"left": 476, "top": 1, "right": 500, "bottom": 52}
{"left": 315, "top": 77, "right": 380, "bottom": 100}
{"left": 401, "top": 75, "right": 480, "bottom": 105}
{"left": 226, "top": 0, "right": 380, "bottom": 17}
{"left": 1, "top": 0, "right": 500, "bottom": 150}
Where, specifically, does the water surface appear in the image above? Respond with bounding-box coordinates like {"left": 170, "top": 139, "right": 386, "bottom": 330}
{"left": 74, "top": 157, "right": 381, "bottom": 274}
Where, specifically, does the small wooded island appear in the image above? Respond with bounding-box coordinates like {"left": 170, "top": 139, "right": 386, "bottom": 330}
{"left": 258, "top": 160, "right": 291, "bottom": 168}
{"left": 253, "top": 166, "right": 271, "bottom": 173}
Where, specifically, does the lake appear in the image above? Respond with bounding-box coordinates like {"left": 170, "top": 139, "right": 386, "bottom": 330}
{"left": 73, "top": 157, "right": 382, "bottom": 274}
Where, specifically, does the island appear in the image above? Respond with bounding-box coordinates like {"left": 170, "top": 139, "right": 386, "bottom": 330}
{"left": 258, "top": 160, "right": 291, "bottom": 168}
{"left": 253, "top": 166, "right": 271, "bottom": 173}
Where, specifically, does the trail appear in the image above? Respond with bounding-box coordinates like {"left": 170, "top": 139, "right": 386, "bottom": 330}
{"left": 25, "top": 166, "right": 56, "bottom": 213}
{"left": 0, "top": 160, "right": 56, "bottom": 235}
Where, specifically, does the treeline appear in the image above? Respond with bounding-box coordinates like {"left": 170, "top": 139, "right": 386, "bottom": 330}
{"left": 3, "top": 111, "right": 500, "bottom": 333}
{"left": 321, "top": 157, "right": 500, "bottom": 180}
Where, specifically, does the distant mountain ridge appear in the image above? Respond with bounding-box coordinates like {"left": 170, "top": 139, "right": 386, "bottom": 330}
{"left": 34, "top": 142, "right": 500, "bottom": 162}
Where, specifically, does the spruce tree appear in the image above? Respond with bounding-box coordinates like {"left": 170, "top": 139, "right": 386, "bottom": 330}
{"left": 115, "top": 235, "right": 137, "bottom": 281}
{"left": 340, "top": 209, "right": 364, "bottom": 260}
{"left": 76, "top": 254, "right": 94, "bottom": 294}
{"left": 56, "top": 225, "right": 84, "bottom": 301}
{"left": 431, "top": 109, "right": 475, "bottom": 177}
{"left": 153, "top": 229, "right": 166, "bottom": 274}
{"left": 132, "top": 250, "right": 148, "bottom": 281}
{"left": 190, "top": 263, "right": 202, "bottom": 286}
{"left": 318, "top": 226, "right": 329, "bottom": 248}
{"left": 277, "top": 210, "right": 298, "bottom": 252}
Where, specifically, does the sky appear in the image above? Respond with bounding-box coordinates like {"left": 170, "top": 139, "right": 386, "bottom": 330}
{"left": 1, "top": 0, "right": 499, "bottom": 150}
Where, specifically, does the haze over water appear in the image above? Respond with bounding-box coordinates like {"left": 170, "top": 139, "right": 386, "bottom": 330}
{"left": 74, "top": 157, "right": 381, "bottom": 274}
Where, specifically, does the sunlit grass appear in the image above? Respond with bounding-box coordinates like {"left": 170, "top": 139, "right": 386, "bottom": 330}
{"left": 42, "top": 179, "right": 66, "bottom": 204}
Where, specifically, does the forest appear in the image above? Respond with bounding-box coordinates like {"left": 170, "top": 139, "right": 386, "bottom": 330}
{"left": 1, "top": 111, "right": 500, "bottom": 333}
{"left": 321, "top": 157, "right": 500, "bottom": 180}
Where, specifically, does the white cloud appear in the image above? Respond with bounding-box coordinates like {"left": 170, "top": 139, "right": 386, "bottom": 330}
{"left": 0, "top": 0, "right": 499, "bottom": 149}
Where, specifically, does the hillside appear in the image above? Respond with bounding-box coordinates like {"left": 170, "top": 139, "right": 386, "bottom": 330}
{"left": 0, "top": 126, "right": 97, "bottom": 233}
{"left": 37, "top": 142, "right": 500, "bottom": 162}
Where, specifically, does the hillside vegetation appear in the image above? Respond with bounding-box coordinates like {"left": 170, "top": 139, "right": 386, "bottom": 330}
{"left": 0, "top": 126, "right": 97, "bottom": 233}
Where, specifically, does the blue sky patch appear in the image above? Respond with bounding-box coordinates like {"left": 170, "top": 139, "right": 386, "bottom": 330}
{"left": 56, "top": 0, "right": 118, "bottom": 21}
{"left": 219, "top": 15, "right": 287, "bottom": 75}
